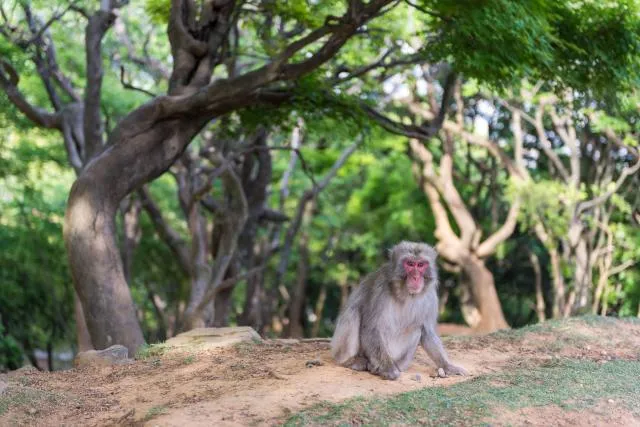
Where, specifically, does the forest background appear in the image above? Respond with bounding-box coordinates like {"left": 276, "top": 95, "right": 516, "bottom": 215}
{"left": 1, "top": 0, "right": 639, "bottom": 371}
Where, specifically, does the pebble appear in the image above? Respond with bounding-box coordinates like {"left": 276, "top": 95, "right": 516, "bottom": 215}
{"left": 437, "top": 368, "right": 446, "bottom": 378}
{"left": 305, "top": 359, "right": 323, "bottom": 368}
{"left": 412, "top": 374, "right": 422, "bottom": 382}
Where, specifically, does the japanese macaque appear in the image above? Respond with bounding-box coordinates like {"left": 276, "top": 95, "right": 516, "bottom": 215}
{"left": 331, "top": 241, "right": 467, "bottom": 380}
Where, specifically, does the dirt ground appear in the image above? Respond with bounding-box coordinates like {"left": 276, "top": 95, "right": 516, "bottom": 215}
{"left": 1, "top": 319, "right": 639, "bottom": 427}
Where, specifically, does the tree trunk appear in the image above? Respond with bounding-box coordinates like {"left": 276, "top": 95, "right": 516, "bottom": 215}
{"left": 213, "top": 287, "right": 233, "bottom": 327}
{"left": 74, "top": 293, "right": 93, "bottom": 351}
{"left": 311, "top": 284, "right": 327, "bottom": 338}
{"left": 240, "top": 271, "right": 265, "bottom": 330}
{"left": 460, "top": 256, "right": 509, "bottom": 332}
{"left": 64, "top": 115, "right": 208, "bottom": 354}
{"left": 285, "top": 237, "right": 310, "bottom": 338}
{"left": 528, "top": 250, "right": 546, "bottom": 322}
{"left": 548, "top": 247, "right": 566, "bottom": 319}
{"left": 46, "top": 340, "right": 54, "bottom": 371}
{"left": 572, "top": 237, "right": 592, "bottom": 313}
{"left": 213, "top": 263, "right": 238, "bottom": 327}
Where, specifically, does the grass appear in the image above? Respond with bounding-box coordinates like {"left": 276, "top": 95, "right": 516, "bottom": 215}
{"left": 285, "top": 316, "right": 640, "bottom": 427}
{"left": 286, "top": 359, "right": 640, "bottom": 426}
{"left": 144, "top": 405, "right": 168, "bottom": 421}
{"left": 135, "top": 343, "right": 169, "bottom": 360}
{"left": 0, "top": 385, "right": 69, "bottom": 416}
{"left": 182, "top": 355, "right": 196, "bottom": 365}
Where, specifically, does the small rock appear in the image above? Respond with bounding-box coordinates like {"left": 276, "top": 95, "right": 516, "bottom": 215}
{"left": 28, "top": 408, "right": 37, "bottom": 415}
{"left": 608, "top": 399, "right": 615, "bottom": 404}
{"left": 437, "top": 368, "right": 446, "bottom": 378}
{"left": 0, "top": 380, "right": 7, "bottom": 395}
{"left": 74, "top": 345, "right": 130, "bottom": 368}
{"left": 165, "top": 326, "right": 263, "bottom": 349}
{"left": 271, "top": 339, "right": 300, "bottom": 345}
{"left": 412, "top": 374, "right": 422, "bottom": 382}
{"left": 305, "top": 359, "right": 323, "bottom": 368}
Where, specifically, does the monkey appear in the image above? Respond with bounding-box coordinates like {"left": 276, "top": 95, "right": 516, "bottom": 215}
{"left": 330, "top": 241, "right": 467, "bottom": 380}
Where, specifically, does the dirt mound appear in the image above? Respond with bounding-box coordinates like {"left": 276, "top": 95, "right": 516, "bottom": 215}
{"left": 1, "top": 317, "right": 639, "bottom": 426}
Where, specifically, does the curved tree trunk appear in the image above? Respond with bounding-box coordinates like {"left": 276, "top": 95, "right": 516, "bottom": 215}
{"left": 74, "top": 294, "right": 93, "bottom": 351}
{"left": 64, "top": 117, "right": 207, "bottom": 354}
{"left": 460, "top": 256, "right": 509, "bottom": 332}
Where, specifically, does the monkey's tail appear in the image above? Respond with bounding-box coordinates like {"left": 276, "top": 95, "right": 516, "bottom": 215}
{"left": 330, "top": 304, "right": 360, "bottom": 365}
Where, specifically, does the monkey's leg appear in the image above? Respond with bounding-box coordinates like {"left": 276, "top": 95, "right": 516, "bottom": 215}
{"left": 395, "top": 344, "right": 418, "bottom": 372}
{"left": 330, "top": 305, "right": 361, "bottom": 366}
{"left": 420, "top": 326, "right": 468, "bottom": 377}
{"left": 362, "top": 328, "right": 401, "bottom": 380}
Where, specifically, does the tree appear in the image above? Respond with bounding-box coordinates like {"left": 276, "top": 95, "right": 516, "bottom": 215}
{"left": 507, "top": 89, "right": 640, "bottom": 318}
{"left": 3, "top": 0, "right": 639, "bottom": 353}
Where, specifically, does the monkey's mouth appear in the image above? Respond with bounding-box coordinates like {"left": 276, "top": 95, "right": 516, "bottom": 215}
{"left": 407, "top": 274, "right": 423, "bottom": 292}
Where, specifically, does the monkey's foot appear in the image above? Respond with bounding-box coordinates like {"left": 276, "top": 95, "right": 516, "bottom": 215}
{"left": 441, "top": 363, "right": 468, "bottom": 377}
{"left": 379, "top": 368, "right": 400, "bottom": 380}
{"left": 367, "top": 362, "right": 400, "bottom": 380}
{"left": 347, "top": 356, "right": 369, "bottom": 371}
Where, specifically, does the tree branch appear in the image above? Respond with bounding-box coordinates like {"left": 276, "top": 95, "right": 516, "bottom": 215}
{"left": 138, "top": 186, "right": 191, "bottom": 274}
{"left": 274, "top": 137, "right": 362, "bottom": 289}
{"left": 475, "top": 198, "right": 521, "bottom": 258}
{"left": 576, "top": 157, "right": 640, "bottom": 215}
{"left": 120, "top": 66, "right": 157, "bottom": 97}
{"left": 84, "top": 2, "right": 120, "bottom": 160}
{"left": 0, "top": 59, "right": 61, "bottom": 129}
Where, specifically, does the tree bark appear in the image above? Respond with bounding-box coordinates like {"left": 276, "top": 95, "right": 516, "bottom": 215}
{"left": 74, "top": 293, "right": 93, "bottom": 351}
{"left": 63, "top": 0, "right": 394, "bottom": 353}
{"left": 64, "top": 117, "right": 208, "bottom": 353}
{"left": 285, "top": 234, "right": 310, "bottom": 338}
{"left": 459, "top": 256, "right": 508, "bottom": 332}
{"left": 528, "top": 250, "right": 546, "bottom": 322}
{"left": 572, "top": 237, "right": 592, "bottom": 313}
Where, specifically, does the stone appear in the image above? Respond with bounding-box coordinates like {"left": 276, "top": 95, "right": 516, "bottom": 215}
{"left": 437, "top": 368, "right": 446, "bottom": 378}
{"left": 269, "top": 338, "right": 300, "bottom": 345}
{"left": 305, "top": 359, "right": 323, "bottom": 368}
{"left": 164, "top": 326, "right": 262, "bottom": 349}
{"left": 74, "top": 344, "right": 130, "bottom": 368}
{"left": 0, "top": 380, "right": 8, "bottom": 395}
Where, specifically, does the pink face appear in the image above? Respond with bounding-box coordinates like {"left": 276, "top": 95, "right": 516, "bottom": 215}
{"left": 403, "top": 258, "right": 428, "bottom": 294}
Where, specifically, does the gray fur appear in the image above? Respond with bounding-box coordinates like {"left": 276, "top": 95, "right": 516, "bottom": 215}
{"left": 331, "top": 241, "right": 467, "bottom": 380}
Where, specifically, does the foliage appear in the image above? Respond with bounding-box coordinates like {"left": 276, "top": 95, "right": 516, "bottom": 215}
{"left": 1, "top": 0, "right": 639, "bottom": 359}
{"left": 0, "top": 126, "right": 75, "bottom": 363}
{"left": 0, "top": 324, "right": 23, "bottom": 372}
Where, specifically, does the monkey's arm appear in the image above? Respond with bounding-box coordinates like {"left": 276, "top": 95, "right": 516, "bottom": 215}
{"left": 420, "top": 325, "right": 468, "bottom": 376}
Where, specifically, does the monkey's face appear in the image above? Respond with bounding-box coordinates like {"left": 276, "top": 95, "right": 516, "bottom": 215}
{"left": 402, "top": 257, "right": 429, "bottom": 294}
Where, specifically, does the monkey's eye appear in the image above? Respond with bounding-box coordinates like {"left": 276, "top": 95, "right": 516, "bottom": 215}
{"left": 407, "top": 261, "right": 415, "bottom": 267}
{"left": 417, "top": 262, "right": 425, "bottom": 268}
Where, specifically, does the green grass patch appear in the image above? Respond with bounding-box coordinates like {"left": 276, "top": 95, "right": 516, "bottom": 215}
{"left": 0, "top": 386, "right": 69, "bottom": 416}
{"left": 135, "top": 343, "right": 169, "bottom": 360}
{"left": 285, "top": 359, "right": 640, "bottom": 426}
{"left": 182, "top": 355, "right": 196, "bottom": 365}
{"left": 144, "top": 405, "right": 168, "bottom": 421}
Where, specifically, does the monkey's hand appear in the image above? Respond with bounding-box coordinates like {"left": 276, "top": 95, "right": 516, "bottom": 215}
{"left": 442, "top": 362, "right": 468, "bottom": 377}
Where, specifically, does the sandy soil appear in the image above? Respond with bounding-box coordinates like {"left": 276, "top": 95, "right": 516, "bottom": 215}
{"left": 1, "top": 319, "right": 639, "bottom": 427}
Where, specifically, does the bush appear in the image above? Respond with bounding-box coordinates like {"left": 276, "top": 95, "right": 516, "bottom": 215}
{"left": 0, "top": 324, "right": 24, "bottom": 372}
